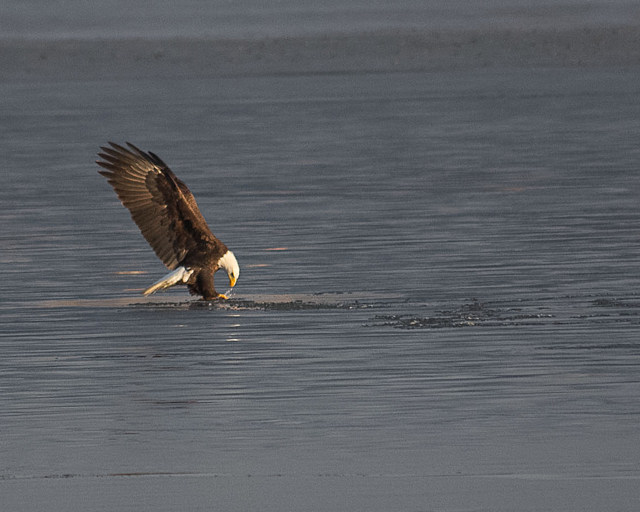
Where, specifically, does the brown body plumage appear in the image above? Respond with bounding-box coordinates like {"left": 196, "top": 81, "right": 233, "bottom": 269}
{"left": 97, "top": 142, "right": 239, "bottom": 300}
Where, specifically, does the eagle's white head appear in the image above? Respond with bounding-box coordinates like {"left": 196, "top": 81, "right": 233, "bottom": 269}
{"left": 218, "top": 250, "right": 239, "bottom": 288}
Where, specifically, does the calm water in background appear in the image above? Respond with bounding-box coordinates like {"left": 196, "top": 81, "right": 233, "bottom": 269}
{"left": 2, "top": 0, "right": 637, "bottom": 38}
{"left": 3, "top": 67, "right": 640, "bottom": 510}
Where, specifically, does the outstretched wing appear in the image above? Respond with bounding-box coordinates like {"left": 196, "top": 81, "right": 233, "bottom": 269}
{"left": 97, "top": 142, "right": 217, "bottom": 270}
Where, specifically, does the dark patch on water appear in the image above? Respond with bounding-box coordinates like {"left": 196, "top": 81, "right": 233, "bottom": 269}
{"left": 370, "top": 298, "right": 554, "bottom": 329}
{"left": 130, "top": 298, "right": 377, "bottom": 311}
{"left": 222, "top": 298, "right": 373, "bottom": 311}
{"left": 371, "top": 295, "right": 640, "bottom": 329}
{"left": 591, "top": 298, "right": 640, "bottom": 309}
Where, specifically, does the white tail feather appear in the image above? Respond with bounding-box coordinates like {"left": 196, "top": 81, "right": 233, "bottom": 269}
{"left": 143, "top": 266, "right": 194, "bottom": 296}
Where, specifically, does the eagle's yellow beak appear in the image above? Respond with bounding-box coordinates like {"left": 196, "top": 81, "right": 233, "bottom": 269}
{"left": 229, "top": 275, "right": 237, "bottom": 288}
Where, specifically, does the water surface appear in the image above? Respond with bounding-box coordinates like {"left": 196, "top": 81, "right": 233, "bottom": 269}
{"left": 2, "top": 68, "right": 640, "bottom": 510}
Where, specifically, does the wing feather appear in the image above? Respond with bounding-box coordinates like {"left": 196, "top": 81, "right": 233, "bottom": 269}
{"left": 97, "top": 141, "right": 218, "bottom": 270}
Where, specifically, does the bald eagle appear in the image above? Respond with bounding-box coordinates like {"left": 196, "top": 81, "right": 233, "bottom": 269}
{"left": 97, "top": 142, "right": 239, "bottom": 300}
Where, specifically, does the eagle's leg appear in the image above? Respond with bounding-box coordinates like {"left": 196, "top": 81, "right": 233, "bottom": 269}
{"left": 198, "top": 270, "right": 228, "bottom": 300}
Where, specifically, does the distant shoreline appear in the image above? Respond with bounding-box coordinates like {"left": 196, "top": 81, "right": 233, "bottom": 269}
{"left": 3, "top": 25, "right": 640, "bottom": 81}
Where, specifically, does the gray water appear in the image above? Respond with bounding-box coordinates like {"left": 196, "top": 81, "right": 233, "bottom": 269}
{"left": 2, "top": 0, "right": 637, "bottom": 39}
{"left": 3, "top": 6, "right": 640, "bottom": 510}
